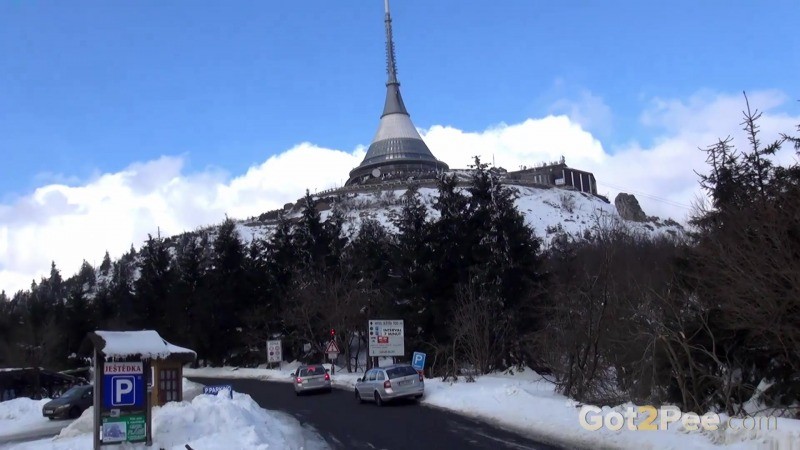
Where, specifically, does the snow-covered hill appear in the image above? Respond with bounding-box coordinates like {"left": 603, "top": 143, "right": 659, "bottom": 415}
{"left": 233, "top": 184, "right": 684, "bottom": 246}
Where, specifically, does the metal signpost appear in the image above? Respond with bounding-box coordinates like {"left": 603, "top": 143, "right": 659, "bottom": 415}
{"left": 368, "top": 320, "right": 405, "bottom": 363}
{"left": 267, "top": 340, "right": 282, "bottom": 369}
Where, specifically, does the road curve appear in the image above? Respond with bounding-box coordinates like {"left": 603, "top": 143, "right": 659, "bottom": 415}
{"left": 189, "top": 377, "right": 565, "bottom": 450}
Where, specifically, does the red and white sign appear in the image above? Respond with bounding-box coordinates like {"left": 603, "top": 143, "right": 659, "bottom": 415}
{"left": 325, "top": 340, "right": 341, "bottom": 354}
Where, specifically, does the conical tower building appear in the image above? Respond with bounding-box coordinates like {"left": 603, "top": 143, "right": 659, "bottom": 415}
{"left": 346, "top": 0, "right": 449, "bottom": 186}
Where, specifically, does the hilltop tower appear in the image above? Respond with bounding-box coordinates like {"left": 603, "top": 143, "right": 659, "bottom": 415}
{"left": 346, "top": 0, "right": 449, "bottom": 186}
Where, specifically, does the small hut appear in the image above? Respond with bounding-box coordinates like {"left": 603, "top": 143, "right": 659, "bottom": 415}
{"left": 81, "top": 330, "right": 196, "bottom": 407}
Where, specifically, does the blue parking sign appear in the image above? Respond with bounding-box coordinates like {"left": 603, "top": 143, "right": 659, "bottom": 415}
{"left": 103, "top": 362, "right": 144, "bottom": 409}
{"left": 412, "top": 352, "right": 426, "bottom": 371}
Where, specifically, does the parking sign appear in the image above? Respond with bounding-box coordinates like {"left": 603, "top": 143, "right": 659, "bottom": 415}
{"left": 103, "top": 362, "right": 144, "bottom": 409}
{"left": 412, "top": 352, "right": 426, "bottom": 371}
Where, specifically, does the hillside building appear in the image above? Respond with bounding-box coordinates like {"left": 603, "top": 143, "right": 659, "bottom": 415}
{"left": 506, "top": 157, "right": 598, "bottom": 195}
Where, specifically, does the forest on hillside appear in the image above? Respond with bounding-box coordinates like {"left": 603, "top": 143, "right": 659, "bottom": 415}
{"left": 1, "top": 105, "right": 798, "bottom": 417}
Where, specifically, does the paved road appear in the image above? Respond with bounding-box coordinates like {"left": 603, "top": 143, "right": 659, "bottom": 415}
{"left": 190, "top": 377, "right": 564, "bottom": 450}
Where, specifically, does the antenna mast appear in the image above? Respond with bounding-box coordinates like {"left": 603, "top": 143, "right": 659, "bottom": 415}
{"left": 384, "top": 0, "right": 398, "bottom": 85}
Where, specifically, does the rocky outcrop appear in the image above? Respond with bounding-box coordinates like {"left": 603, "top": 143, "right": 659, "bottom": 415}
{"left": 614, "top": 193, "right": 647, "bottom": 222}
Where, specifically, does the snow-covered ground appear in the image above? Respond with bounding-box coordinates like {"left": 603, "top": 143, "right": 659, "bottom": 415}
{"left": 185, "top": 364, "right": 800, "bottom": 450}
{"left": 0, "top": 378, "right": 327, "bottom": 450}
{"left": 0, "top": 398, "right": 56, "bottom": 439}
{"left": 239, "top": 184, "right": 684, "bottom": 248}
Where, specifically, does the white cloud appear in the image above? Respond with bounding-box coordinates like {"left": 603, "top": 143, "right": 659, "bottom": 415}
{"left": 1, "top": 90, "right": 797, "bottom": 294}
{"left": 548, "top": 90, "right": 614, "bottom": 136}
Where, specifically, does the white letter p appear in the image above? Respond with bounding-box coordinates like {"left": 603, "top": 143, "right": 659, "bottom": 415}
{"left": 115, "top": 378, "right": 133, "bottom": 404}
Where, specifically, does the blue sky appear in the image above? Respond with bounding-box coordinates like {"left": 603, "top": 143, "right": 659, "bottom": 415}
{"left": 1, "top": 0, "right": 799, "bottom": 292}
{"left": 2, "top": 0, "right": 798, "bottom": 196}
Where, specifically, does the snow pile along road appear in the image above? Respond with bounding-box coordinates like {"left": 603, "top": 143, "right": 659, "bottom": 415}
{"left": 4, "top": 383, "right": 328, "bottom": 450}
{"left": 0, "top": 398, "right": 51, "bottom": 438}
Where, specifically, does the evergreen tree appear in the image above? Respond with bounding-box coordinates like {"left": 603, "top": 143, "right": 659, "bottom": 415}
{"left": 171, "top": 232, "right": 211, "bottom": 360}
{"left": 266, "top": 211, "right": 296, "bottom": 291}
{"left": 75, "top": 260, "right": 96, "bottom": 292}
{"left": 424, "top": 174, "right": 469, "bottom": 344}
{"left": 133, "top": 233, "right": 173, "bottom": 330}
{"left": 292, "top": 190, "right": 329, "bottom": 272}
{"left": 108, "top": 250, "right": 137, "bottom": 329}
{"left": 99, "top": 251, "right": 112, "bottom": 277}
{"left": 206, "top": 217, "right": 247, "bottom": 364}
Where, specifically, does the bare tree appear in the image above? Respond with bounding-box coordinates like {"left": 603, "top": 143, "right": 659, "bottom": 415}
{"left": 450, "top": 281, "right": 511, "bottom": 377}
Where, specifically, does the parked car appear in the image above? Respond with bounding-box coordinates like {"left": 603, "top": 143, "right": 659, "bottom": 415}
{"left": 354, "top": 364, "right": 423, "bottom": 406}
{"left": 42, "top": 384, "right": 93, "bottom": 420}
{"left": 292, "top": 364, "right": 331, "bottom": 395}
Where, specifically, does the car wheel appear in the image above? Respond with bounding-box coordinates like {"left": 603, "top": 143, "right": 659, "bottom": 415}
{"left": 374, "top": 391, "right": 384, "bottom": 407}
{"left": 69, "top": 407, "right": 81, "bottom": 419}
{"left": 414, "top": 394, "right": 423, "bottom": 400}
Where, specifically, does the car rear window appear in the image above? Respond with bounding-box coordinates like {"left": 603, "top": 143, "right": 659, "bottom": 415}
{"left": 300, "top": 366, "right": 326, "bottom": 376}
{"left": 387, "top": 366, "right": 418, "bottom": 379}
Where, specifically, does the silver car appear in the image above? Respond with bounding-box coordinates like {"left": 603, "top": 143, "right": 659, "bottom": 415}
{"left": 354, "top": 364, "right": 424, "bottom": 405}
{"left": 293, "top": 364, "right": 332, "bottom": 395}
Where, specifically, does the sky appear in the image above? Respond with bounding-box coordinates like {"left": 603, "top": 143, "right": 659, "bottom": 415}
{"left": 1, "top": 0, "right": 799, "bottom": 293}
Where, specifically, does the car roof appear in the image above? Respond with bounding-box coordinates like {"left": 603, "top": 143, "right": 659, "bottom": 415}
{"left": 375, "top": 363, "right": 413, "bottom": 369}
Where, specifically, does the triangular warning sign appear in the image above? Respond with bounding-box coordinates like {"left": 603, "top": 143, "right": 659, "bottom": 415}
{"left": 325, "top": 340, "right": 341, "bottom": 353}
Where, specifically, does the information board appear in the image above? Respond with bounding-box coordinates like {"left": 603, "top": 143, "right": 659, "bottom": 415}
{"left": 368, "top": 319, "right": 404, "bottom": 356}
{"left": 101, "top": 414, "right": 146, "bottom": 444}
{"left": 267, "top": 340, "right": 282, "bottom": 363}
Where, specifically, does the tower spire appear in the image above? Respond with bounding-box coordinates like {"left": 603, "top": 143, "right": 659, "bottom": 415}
{"left": 384, "top": 0, "right": 398, "bottom": 85}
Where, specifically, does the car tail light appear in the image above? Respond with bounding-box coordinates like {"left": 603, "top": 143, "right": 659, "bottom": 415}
{"left": 383, "top": 380, "right": 391, "bottom": 389}
{"left": 324, "top": 373, "right": 330, "bottom": 381}
{"left": 419, "top": 372, "right": 424, "bottom": 382}
{"left": 296, "top": 377, "right": 303, "bottom": 384}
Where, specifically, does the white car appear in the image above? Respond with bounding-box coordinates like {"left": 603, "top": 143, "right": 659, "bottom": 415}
{"left": 292, "top": 364, "right": 332, "bottom": 395}
{"left": 354, "top": 364, "right": 423, "bottom": 405}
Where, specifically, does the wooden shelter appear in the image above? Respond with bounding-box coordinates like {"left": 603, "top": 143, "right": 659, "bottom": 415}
{"left": 80, "top": 330, "right": 196, "bottom": 407}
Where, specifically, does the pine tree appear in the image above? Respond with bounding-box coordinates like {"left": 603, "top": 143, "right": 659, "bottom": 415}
{"left": 99, "top": 251, "right": 112, "bottom": 276}
{"left": 133, "top": 233, "right": 174, "bottom": 329}
{"left": 171, "top": 232, "right": 211, "bottom": 360}
{"left": 292, "top": 190, "right": 328, "bottom": 272}
{"left": 109, "top": 250, "right": 137, "bottom": 329}
{"left": 206, "top": 217, "right": 247, "bottom": 364}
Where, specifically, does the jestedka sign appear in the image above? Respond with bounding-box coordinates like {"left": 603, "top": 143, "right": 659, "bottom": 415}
{"left": 368, "top": 320, "right": 404, "bottom": 356}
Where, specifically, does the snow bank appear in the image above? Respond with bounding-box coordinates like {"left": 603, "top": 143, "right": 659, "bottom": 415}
{"left": 0, "top": 397, "right": 51, "bottom": 437}
{"left": 9, "top": 388, "right": 327, "bottom": 450}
